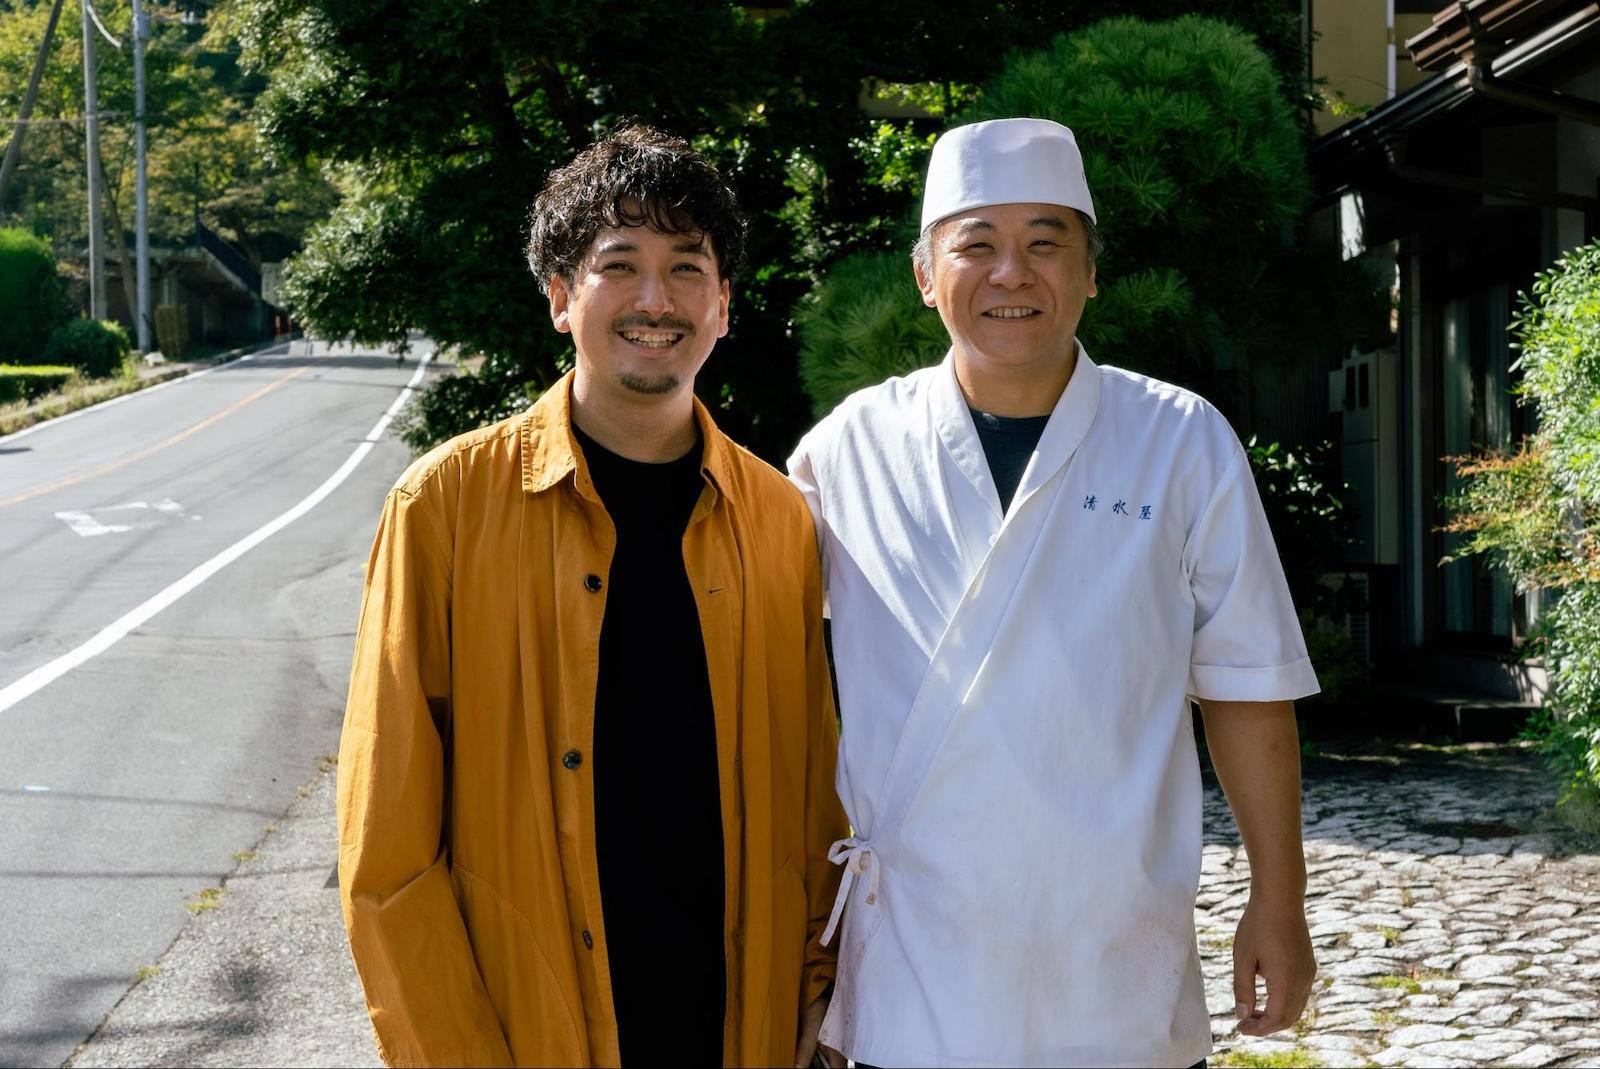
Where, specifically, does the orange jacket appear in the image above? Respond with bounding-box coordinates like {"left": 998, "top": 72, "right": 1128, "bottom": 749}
{"left": 338, "top": 375, "right": 846, "bottom": 1066}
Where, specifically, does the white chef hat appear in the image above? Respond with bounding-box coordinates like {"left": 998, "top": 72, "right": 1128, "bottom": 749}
{"left": 920, "top": 117, "right": 1096, "bottom": 233}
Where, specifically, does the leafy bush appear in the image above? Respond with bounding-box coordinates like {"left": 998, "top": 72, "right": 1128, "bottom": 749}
{"left": 0, "top": 364, "right": 77, "bottom": 404}
{"left": 392, "top": 358, "right": 542, "bottom": 457}
{"left": 1244, "top": 438, "right": 1351, "bottom": 599}
{"left": 0, "top": 228, "right": 71, "bottom": 362}
{"left": 1244, "top": 437, "right": 1363, "bottom": 701}
{"left": 797, "top": 15, "right": 1384, "bottom": 419}
{"left": 44, "top": 319, "right": 133, "bottom": 379}
{"left": 1445, "top": 240, "right": 1600, "bottom": 813}
{"left": 796, "top": 251, "right": 949, "bottom": 416}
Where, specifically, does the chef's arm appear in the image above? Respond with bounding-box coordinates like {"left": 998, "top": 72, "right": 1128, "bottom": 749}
{"left": 1197, "top": 699, "right": 1316, "bottom": 1038}
{"left": 339, "top": 489, "right": 512, "bottom": 1067}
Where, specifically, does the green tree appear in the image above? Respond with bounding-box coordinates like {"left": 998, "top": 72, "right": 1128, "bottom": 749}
{"left": 234, "top": 0, "right": 771, "bottom": 445}
{"left": 799, "top": 15, "right": 1380, "bottom": 420}
{"left": 230, "top": 0, "right": 1310, "bottom": 461}
{"left": 0, "top": 224, "right": 69, "bottom": 358}
{"left": 0, "top": 1, "right": 335, "bottom": 297}
{"left": 1445, "top": 241, "right": 1600, "bottom": 820}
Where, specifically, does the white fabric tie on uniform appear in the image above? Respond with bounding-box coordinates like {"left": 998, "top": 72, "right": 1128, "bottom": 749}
{"left": 820, "top": 836, "right": 878, "bottom": 947}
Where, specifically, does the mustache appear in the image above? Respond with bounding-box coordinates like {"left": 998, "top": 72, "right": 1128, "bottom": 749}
{"left": 612, "top": 314, "right": 695, "bottom": 334}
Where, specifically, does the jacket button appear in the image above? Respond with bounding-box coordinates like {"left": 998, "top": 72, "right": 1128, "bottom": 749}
{"left": 582, "top": 930, "right": 594, "bottom": 950}
{"left": 583, "top": 573, "right": 602, "bottom": 592}
{"left": 562, "top": 749, "right": 582, "bottom": 769}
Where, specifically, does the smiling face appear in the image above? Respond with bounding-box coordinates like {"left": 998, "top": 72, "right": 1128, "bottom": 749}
{"left": 914, "top": 202, "right": 1097, "bottom": 376}
{"left": 549, "top": 222, "right": 730, "bottom": 402}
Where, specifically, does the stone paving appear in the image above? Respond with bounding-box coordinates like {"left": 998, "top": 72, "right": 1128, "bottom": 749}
{"left": 1200, "top": 741, "right": 1600, "bottom": 1069}
{"left": 66, "top": 737, "right": 1599, "bottom": 1068}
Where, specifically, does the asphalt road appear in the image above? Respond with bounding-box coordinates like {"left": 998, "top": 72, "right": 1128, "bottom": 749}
{"left": 0, "top": 339, "right": 437, "bottom": 1068}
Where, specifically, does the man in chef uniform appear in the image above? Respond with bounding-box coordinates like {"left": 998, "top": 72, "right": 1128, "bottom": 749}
{"left": 788, "top": 117, "right": 1319, "bottom": 1068}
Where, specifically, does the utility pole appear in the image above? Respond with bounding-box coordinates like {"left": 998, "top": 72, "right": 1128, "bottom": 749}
{"left": 80, "top": 0, "right": 106, "bottom": 320}
{"left": 0, "top": 0, "right": 69, "bottom": 213}
{"left": 133, "top": 0, "right": 151, "bottom": 351}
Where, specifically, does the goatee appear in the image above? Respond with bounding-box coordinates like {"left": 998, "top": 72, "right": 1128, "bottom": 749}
{"left": 619, "top": 372, "right": 681, "bottom": 396}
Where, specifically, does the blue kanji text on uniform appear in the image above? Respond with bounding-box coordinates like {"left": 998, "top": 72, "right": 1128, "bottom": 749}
{"left": 1140, "top": 505, "right": 1152, "bottom": 520}
{"left": 1083, "top": 495, "right": 1097, "bottom": 511}
{"left": 1112, "top": 500, "right": 1128, "bottom": 515}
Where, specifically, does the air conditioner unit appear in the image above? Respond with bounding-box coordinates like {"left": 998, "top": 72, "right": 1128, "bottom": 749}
{"left": 1328, "top": 348, "right": 1400, "bottom": 566}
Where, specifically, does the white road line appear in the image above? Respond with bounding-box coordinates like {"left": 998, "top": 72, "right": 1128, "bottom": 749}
{"left": 0, "top": 353, "right": 431, "bottom": 715}
{"left": 0, "top": 343, "right": 288, "bottom": 444}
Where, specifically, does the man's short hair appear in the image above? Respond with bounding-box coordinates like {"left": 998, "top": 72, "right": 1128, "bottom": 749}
{"left": 912, "top": 209, "right": 1104, "bottom": 278}
{"left": 527, "top": 124, "right": 747, "bottom": 295}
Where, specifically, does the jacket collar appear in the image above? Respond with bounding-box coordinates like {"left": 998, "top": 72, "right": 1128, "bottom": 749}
{"left": 519, "top": 370, "right": 734, "bottom": 506}
{"left": 931, "top": 340, "right": 1102, "bottom": 518}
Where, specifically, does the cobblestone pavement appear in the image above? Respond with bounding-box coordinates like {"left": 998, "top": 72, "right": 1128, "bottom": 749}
{"left": 63, "top": 739, "right": 1599, "bottom": 1068}
{"left": 1201, "top": 741, "right": 1600, "bottom": 1069}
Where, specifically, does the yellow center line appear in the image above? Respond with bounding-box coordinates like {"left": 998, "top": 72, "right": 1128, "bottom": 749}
{"left": 0, "top": 364, "right": 315, "bottom": 510}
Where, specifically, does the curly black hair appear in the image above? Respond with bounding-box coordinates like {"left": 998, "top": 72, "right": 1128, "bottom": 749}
{"left": 526, "top": 124, "right": 747, "bottom": 295}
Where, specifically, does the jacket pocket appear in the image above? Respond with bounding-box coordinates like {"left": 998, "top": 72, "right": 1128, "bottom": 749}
{"left": 453, "top": 864, "right": 583, "bottom": 1067}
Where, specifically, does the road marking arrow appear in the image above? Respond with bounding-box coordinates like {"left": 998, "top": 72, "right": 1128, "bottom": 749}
{"left": 55, "top": 498, "right": 192, "bottom": 537}
{"left": 1, "top": 352, "right": 431, "bottom": 715}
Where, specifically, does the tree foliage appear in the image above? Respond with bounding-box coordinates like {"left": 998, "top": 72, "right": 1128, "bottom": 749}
{"left": 794, "top": 250, "right": 947, "bottom": 415}
{"left": 799, "top": 15, "right": 1380, "bottom": 420}
{"left": 1243, "top": 435, "right": 1364, "bottom": 701}
{"left": 44, "top": 315, "right": 130, "bottom": 376}
{"left": 230, "top": 0, "right": 1310, "bottom": 462}
{"left": 0, "top": 0, "right": 336, "bottom": 284}
{"left": 1445, "top": 240, "right": 1600, "bottom": 801}
{"left": 0, "top": 225, "right": 69, "bottom": 358}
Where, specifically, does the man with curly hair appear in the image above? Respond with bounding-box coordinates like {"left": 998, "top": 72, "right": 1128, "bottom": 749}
{"left": 338, "top": 124, "right": 846, "bottom": 1068}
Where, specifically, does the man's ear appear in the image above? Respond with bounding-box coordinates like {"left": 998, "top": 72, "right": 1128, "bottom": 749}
{"left": 716, "top": 276, "right": 731, "bottom": 339}
{"left": 549, "top": 274, "right": 574, "bottom": 333}
{"left": 913, "top": 255, "right": 937, "bottom": 309}
{"left": 1087, "top": 258, "right": 1098, "bottom": 299}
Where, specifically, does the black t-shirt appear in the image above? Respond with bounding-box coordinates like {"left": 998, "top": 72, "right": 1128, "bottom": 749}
{"left": 575, "top": 423, "right": 725, "bottom": 1065}
{"left": 969, "top": 408, "right": 1051, "bottom": 513}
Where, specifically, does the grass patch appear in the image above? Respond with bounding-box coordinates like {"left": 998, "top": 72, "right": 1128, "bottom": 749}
{"left": 232, "top": 850, "right": 257, "bottom": 863}
{"left": 134, "top": 964, "right": 162, "bottom": 982}
{"left": 1381, "top": 926, "right": 1400, "bottom": 947}
{"left": 0, "top": 364, "right": 166, "bottom": 437}
{"left": 1373, "top": 974, "right": 1422, "bottom": 995}
{"left": 1399, "top": 886, "right": 1414, "bottom": 908}
{"left": 185, "top": 887, "right": 224, "bottom": 914}
{"left": 1216, "top": 1049, "right": 1322, "bottom": 1068}
{"left": 1555, "top": 780, "right": 1600, "bottom": 838}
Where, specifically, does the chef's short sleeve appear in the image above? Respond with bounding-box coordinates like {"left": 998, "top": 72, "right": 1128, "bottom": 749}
{"left": 1185, "top": 449, "right": 1320, "bottom": 702}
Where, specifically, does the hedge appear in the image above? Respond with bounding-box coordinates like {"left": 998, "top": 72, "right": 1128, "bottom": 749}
{"left": 0, "top": 364, "right": 77, "bottom": 405}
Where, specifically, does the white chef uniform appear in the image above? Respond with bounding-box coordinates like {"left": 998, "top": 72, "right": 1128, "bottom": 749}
{"left": 787, "top": 344, "right": 1319, "bottom": 1068}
